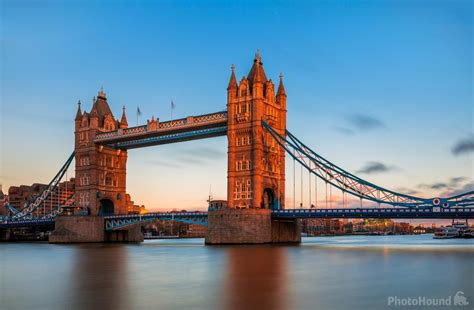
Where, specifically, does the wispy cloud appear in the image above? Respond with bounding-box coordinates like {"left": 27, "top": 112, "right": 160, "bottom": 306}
{"left": 348, "top": 114, "right": 385, "bottom": 131}
{"left": 191, "top": 146, "right": 225, "bottom": 159}
{"left": 418, "top": 177, "right": 472, "bottom": 194}
{"left": 419, "top": 182, "right": 448, "bottom": 190}
{"left": 441, "top": 181, "right": 474, "bottom": 197}
{"left": 334, "top": 113, "right": 386, "bottom": 135}
{"left": 395, "top": 187, "right": 421, "bottom": 196}
{"left": 333, "top": 126, "right": 355, "bottom": 135}
{"left": 357, "top": 161, "right": 397, "bottom": 174}
{"left": 449, "top": 177, "right": 468, "bottom": 187}
{"left": 146, "top": 160, "right": 181, "bottom": 168}
{"left": 451, "top": 137, "right": 474, "bottom": 156}
{"left": 148, "top": 146, "right": 225, "bottom": 168}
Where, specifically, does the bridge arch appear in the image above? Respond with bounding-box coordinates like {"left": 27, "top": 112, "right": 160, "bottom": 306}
{"left": 262, "top": 188, "right": 276, "bottom": 210}
{"left": 99, "top": 199, "right": 115, "bottom": 216}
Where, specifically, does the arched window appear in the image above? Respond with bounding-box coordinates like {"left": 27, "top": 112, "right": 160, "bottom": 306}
{"left": 105, "top": 173, "right": 114, "bottom": 186}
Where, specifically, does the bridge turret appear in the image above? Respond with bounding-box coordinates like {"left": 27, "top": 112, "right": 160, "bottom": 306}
{"left": 276, "top": 73, "right": 287, "bottom": 132}
{"left": 265, "top": 79, "right": 275, "bottom": 104}
{"left": 89, "top": 103, "right": 99, "bottom": 129}
{"left": 120, "top": 106, "right": 128, "bottom": 129}
{"left": 247, "top": 50, "right": 267, "bottom": 98}
{"left": 75, "top": 100, "right": 82, "bottom": 123}
{"left": 276, "top": 72, "right": 286, "bottom": 106}
{"left": 227, "top": 64, "right": 238, "bottom": 101}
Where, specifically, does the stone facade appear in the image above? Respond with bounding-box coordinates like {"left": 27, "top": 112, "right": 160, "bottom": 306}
{"left": 49, "top": 216, "right": 105, "bottom": 243}
{"left": 49, "top": 216, "right": 143, "bottom": 243}
{"left": 227, "top": 51, "right": 287, "bottom": 210}
{"left": 74, "top": 89, "right": 128, "bottom": 216}
{"left": 205, "top": 208, "right": 300, "bottom": 244}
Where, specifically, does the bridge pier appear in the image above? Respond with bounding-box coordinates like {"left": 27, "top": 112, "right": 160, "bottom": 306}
{"left": 49, "top": 216, "right": 143, "bottom": 243}
{"left": 0, "top": 229, "right": 11, "bottom": 241}
{"left": 205, "top": 209, "right": 301, "bottom": 245}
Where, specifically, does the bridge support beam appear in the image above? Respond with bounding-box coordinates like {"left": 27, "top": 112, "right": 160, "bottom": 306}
{"left": 49, "top": 216, "right": 143, "bottom": 243}
{"left": 205, "top": 209, "right": 301, "bottom": 244}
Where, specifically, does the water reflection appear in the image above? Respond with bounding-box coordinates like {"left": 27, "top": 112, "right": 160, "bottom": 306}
{"left": 68, "top": 244, "right": 130, "bottom": 310}
{"left": 224, "top": 246, "right": 290, "bottom": 310}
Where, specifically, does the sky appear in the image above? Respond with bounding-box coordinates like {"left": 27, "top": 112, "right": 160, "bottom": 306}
{"left": 1, "top": 0, "right": 473, "bottom": 212}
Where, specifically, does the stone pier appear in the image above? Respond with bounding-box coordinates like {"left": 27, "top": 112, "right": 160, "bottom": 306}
{"left": 205, "top": 208, "right": 301, "bottom": 245}
{"left": 0, "top": 229, "right": 11, "bottom": 241}
{"left": 49, "top": 216, "right": 143, "bottom": 243}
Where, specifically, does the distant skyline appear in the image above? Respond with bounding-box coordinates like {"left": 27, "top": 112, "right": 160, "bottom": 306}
{"left": 1, "top": 0, "right": 473, "bottom": 211}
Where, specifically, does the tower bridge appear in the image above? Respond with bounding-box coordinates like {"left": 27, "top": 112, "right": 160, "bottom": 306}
{"left": 1, "top": 52, "right": 473, "bottom": 243}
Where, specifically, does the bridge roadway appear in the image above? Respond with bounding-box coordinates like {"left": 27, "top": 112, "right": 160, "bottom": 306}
{"left": 1, "top": 207, "right": 473, "bottom": 230}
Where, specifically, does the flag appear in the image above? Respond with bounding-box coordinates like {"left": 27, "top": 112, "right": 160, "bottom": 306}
{"left": 171, "top": 100, "right": 175, "bottom": 110}
{"left": 137, "top": 107, "right": 142, "bottom": 116}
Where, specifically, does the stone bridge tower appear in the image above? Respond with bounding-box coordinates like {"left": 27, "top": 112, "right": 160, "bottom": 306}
{"left": 74, "top": 89, "right": 128, "bottom": 216}
{"left": 227, "top": 52, "right": 287, "bottom": 209}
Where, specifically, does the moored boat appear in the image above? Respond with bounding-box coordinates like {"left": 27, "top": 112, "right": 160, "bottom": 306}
{"left": 433, "top": 227, "right": 460, "bottom": 239}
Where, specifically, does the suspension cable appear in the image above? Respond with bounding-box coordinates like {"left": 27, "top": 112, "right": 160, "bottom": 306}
{"left": 342, "top": 189, "right": 345, "bottom": 208}
{"left": 330, "top": 184, "right": 332, "bottom": 208}
{"left": 300, "top": 164, "right": 303, "bottom": 208}
{"left": 293, "top": 156, "right": 296, "bottom": 209}
{"left": 309, "top": 161, "right": 312, "bottom": 208}
{"left": 325, "top": 181, "right": 328, "bottom": 208}
{"left": 315, "top": 173, "right": 318, "bottom": 208}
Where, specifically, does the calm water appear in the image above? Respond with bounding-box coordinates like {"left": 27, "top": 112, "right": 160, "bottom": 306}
{"left": 1, "top": 235, "right": 473, "bottom": 310}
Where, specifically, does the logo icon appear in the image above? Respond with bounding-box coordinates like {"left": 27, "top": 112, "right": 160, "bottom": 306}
{"left": 453, "top": 291, "right": 469, "bottom": 306}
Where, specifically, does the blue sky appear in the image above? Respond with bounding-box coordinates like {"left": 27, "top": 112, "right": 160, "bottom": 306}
{"left": 1, "top": 0, "right": 473, "bottom": 211}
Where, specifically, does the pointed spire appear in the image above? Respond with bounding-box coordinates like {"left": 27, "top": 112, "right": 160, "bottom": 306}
{"left": 120, "top": 105, "right": 128, "bottom": 128}
{"left": 227, "top": 64, "right": 238, "bottom": 90}
{"left": 97, "top": 87, "right": 106, "bottom": 99}
{"left": 247, "top": 50, "right": 267, "bottom": 85}
{"left": 255, "top": 49, "right": 261, "bottom": 63}
{"left": 75, "top": 100, "right": 82, "bottom": 121}
{"left": 90, "top": 98, "right": 98, "bottom": 117}
{"left": 277, "top": 72, "right": 286, "bottom": 97}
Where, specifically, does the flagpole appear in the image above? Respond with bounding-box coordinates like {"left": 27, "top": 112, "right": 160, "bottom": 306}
{"left": 171, "top": 99, "right": 173, "bottom": 120}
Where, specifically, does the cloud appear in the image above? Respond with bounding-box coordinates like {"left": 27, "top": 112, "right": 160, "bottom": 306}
{"left": 347, "top": 114, "right": 385, "bottom": 131}
{"left": 146, "top": 160, "right": 181, "bottom": 168}
{"left": 333, "top": 126, "right": 355, "bottom": 135}
{"left": 449, "top": 177, "right": 468, "bottom": 187}
{"left": 334, "top": 114, "right": 386, "bottom": 135}
{"left": 395, "top": 187, "right": 421, "bottom": 196}
{"left": 418, "top": 177, "right": 472, "bottom": 195}
{"left": 148, "top": 146, "right": 225, "bottom": 168}
{"left": 451, "top": 137, "right": 474, "bottom": 155}
{"left": 191, "top": 146, "right": 225, "bottom": 159}
{"left": 441, "top": 181, "right": 474, "bottom": 197}
{"left": 419, "top": 182, "right": 448, "bottom": 190}
{"left": 357, "top": 161, "right": 397, "bottom": 174}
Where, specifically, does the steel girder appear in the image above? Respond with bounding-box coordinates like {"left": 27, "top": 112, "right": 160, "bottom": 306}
{"left": 262, "top": 120, "right": 474, "bottom": 209}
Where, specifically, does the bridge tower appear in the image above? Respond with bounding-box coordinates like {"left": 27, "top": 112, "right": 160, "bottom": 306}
{"left": 227, "top": 51, "right": 287, "bottom": 209}
{"left": 206, "top": 52, "right": 298, "bottom": 244}
{"left": 74, "top": 89, "right": 128, "bottom": 216}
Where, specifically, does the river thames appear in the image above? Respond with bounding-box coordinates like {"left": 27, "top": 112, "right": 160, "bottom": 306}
{"left": 1, "top": 235, "right": 473, "bottom": 310}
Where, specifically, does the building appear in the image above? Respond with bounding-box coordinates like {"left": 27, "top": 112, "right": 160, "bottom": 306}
{"left": 226, "top": 51, "right": 287, "bottom": 209}
{"left": 125, "top": 194, "right": 146, "bottom": 215}
{"left": 0, "top": 185, "right": 8, "bottom": 216}
{"left": 8, "top": 178, "right": 75, "bottom": 217}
